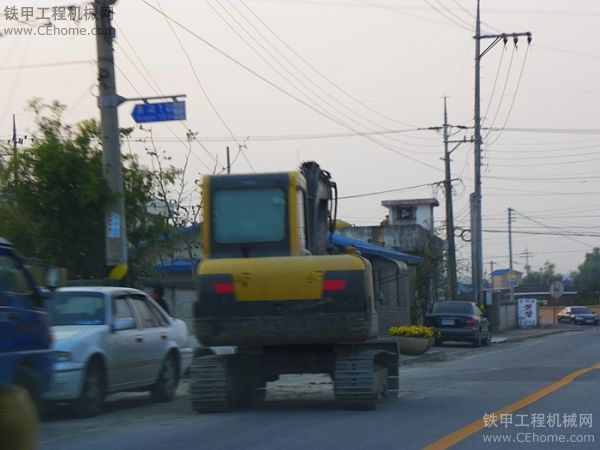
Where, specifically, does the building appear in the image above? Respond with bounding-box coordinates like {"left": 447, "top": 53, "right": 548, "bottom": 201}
{"left": 491, "top": 269, "right": 523, "bottom": 290}
{"left": 381, "top": 198, "right": 439, "bottom": 232}
{"left": 338, "top": 197, "right": 443, "bottom": 323}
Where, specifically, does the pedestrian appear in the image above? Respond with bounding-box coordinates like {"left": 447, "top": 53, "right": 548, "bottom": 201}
{"left": 150, "top": 283, "right": 170, "bottom": 315}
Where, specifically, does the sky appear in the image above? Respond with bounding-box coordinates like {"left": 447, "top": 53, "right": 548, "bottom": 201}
{"left": 0, "top": 0, "right": 599, "bottom": 280}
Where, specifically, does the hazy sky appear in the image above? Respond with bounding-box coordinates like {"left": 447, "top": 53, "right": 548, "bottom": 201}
{"left": 1, "top": 0, "right": 599, "bottom": 279}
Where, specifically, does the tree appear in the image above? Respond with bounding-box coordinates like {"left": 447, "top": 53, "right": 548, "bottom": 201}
{"left": 522, "top": 260, "right": 563, "bottom": 286}
{"left": 0, "top": 99, "right": 182, "bottom": 279}
{"left": 130, "top": 127, "right": 201, "bottom": 276}
{"left": 574, "top": 248, "right": 600, "bottom": 300}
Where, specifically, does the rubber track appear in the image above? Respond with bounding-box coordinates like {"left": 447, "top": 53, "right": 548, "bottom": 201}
{"left": 334, "top": 352, "right": 379, "bottom": 409}
{"left": 189, "top": 355, "right": 233, "bottom": 413}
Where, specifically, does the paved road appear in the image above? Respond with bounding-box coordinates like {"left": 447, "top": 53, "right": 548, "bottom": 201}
{"left": 40, "top": 327, "right": 600, "bottom": 450}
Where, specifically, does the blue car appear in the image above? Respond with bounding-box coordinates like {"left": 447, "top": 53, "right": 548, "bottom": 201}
{"left": 0, "top": 238, "right": 53, "bottom": 411}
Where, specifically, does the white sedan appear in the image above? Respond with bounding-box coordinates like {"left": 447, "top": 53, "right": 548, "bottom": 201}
{"left": 44, "top": 287, "right": 193, "bottom": 417}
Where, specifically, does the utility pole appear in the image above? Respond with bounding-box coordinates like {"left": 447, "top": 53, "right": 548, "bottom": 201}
{"left": 12, "top": 114, "right": 17, "bottom": 184}
{"left": 226, "top": 146, "right": 231, "bottom": 174}
{"left": 508, "top": 207, "right": 515, "bottom": 302}
{"left": 95, "top": 0, "right": 128, "bottom": 280}
{"left": 442, "top": 97, "right": 471, "bottom": 300}
{"left": 471, "top": 0, "right": 531, "bottom": 307}
{"left": 443, "top": 97, "right": 457, "bottom": 300}
{"left": 520, "top": 246, "right": 533, "bottom": 274}
{"left": 490, "top": 260, "right": 495, "bottom": 296}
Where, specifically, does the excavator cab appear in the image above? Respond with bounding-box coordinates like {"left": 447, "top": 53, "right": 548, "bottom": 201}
{"left": 202, "top": 161, "right": 335, "bottom": 259}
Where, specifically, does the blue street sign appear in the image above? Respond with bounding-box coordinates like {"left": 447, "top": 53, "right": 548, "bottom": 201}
{"left": 131, "top": 101, "right": 186, "bottom": 123}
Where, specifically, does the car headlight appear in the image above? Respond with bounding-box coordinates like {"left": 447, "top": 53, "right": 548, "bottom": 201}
{"left": 53, "top": 351, "right": 72, "bottom": 362}
{"left": 575, "top": 316, "right": 583, "bottom": 321}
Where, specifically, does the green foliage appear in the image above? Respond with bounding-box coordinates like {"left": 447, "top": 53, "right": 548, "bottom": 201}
{"left": 413, "top": 235, "right": 444, "bottom": 324}
{"left": 0, "top": 100, "right": 175, "bottom": 279}
{"left": 574, "top": 248, "right": 600, "bottom": 300}
{"left": 522, "top": 260, "right": 563, "bottom": 286}
{"left": 0, "top": 101, "right": 108, "bottom": 277}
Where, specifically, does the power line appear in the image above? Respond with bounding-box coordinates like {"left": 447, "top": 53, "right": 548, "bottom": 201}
{"left": 486, "top": 45, "right": 531, "bottom": 145}
{"left": 511, "top": 209, "right": 596, "bottom": 246}
{"left": 483, "top": 47, "right": 515, "bottom": 139}
{"left": 213, "top": 0, "right": 422, "bottom": 154}
{"left": 114, "top": 21, "right": 226, "bottom": 173}
{"left": 422, "top": 0, "right": 471, "bottom": 31}
{"left": 338, "top": 180, "right": 445, "bottom": 200}
{"left": 141, "top": 0, "right": 444, "bottom": 172}
{"left": 241, "top": 0, "right": 417, "bottom": 129}
{"left": 484, "top": 127, "right": 600, "bottom": 135}
{"left": 123, "top": 127, "right": 423, "bottom": 143}
{"left": 155, "top": 1, "right": 244, "bottom": 157}
{"left": 0, "top": 59, "right": 93, "bottom": 71}
{"left": 113, "top": 60, "right": 216, "bottom": 173}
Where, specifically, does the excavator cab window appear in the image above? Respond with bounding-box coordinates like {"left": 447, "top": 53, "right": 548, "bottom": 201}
{"left": 213, "top": 187, "right": 286, "bottom": 244}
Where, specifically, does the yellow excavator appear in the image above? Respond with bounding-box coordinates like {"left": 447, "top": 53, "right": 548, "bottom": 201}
{"left": 190, "top": 161, "right": 402, "bottom": 411}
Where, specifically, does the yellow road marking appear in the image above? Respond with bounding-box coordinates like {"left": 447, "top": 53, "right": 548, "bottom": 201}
{"left": 424, "top": 362, "right": 600, "bottom": 450}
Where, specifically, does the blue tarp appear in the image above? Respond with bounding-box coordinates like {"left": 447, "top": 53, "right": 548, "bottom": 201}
{"left": 331, "top": 233, "right": 422, "bottom": 265}
{"left": 154, "top": 234, "right": 422, "bottom": 273}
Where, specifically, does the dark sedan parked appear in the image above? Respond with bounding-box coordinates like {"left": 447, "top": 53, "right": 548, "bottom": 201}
{"left": 557, "top": 306, "right": 599, "bottom": 325}
{"left": 425, "top": 301, "right": 491, "bottom": 347}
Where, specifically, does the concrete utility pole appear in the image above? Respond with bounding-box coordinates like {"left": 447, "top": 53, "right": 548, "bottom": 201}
{"left": 471, "top": 0, "right": 531, "bottom": 306}
{"left": 442, "top": 97, "right": 471, "bottom": 300}
{"left": 443, "top": 98, "right": 457, "bottom": 300}
{"left": 520, "top": 246, "right": 533, "bottom": 274}
{"left": 508, "top": 207, "right": 515, "bottom": 302}
{"left": 95, "top": 0, "right": 128, "bottom": 279}
{"left": 12, "top": 114, "right": 17, "bottom": 184}
{"left": 226, "top": 146, "right": 231, "bottom": 174}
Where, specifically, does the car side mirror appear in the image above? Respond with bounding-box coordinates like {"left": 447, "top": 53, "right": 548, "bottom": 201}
{"left": 112, "top": 317, "right": 136, "bottom": 332}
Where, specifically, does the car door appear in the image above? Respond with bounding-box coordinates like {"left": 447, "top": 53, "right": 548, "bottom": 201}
{"left": 128, "top": 294, "right": 167, "bottom": 385}
{"left": 104, "top": 294, "right": 147, "bottom": 391}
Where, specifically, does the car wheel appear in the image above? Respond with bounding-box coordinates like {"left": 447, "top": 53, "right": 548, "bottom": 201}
{"left": 473, "top": 332, "right": 482, "bottom": 348}
{"left": 483, "top": 330, "right": 492, "bottom": 346}
{"left": 14, "top": 366, "right": 43, "bottom": 417}
{"left": 73, "top": 360, "right": 105, "bottom": 418}
{"left": 151, "top": 353, "right": 179, "bottom": 403}
{"left": 434, "top": 337, "right": 444, "bottom": 347}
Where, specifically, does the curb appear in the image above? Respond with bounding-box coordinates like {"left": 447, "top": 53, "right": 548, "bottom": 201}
{"left": 496, "top": 326, "right": 584, "bottom": 343}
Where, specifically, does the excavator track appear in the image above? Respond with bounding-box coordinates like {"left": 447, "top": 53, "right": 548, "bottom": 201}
{"left": 333, "top": 351, "right": 393, "bottom": 410}
{"left": 189, "top": 355, "right": 234, "bottom": 413}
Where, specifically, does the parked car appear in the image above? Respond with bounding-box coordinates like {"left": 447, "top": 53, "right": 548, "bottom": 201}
{"left": 556, "top": 306, "right": 599, "bottom": 325}
{"left": 425, "top": 301, "right": 491, "bottom": 347}
{"left": 0, "top": 238, "right": 53, "bottom": 412}
{"left": 44, "top": 287, "right": 194, "bottom": 417}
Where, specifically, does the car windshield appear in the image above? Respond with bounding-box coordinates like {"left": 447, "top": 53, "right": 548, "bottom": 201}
{"left": 571, "top": 307, "right": 591, "bottom": 314}
{"left": 49, "top": 291, "right": 105, "bottom": 325}
{"left": 432, "top": 302, "right": 473, "bottom": 315}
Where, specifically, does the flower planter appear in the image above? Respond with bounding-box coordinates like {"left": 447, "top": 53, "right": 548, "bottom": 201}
{"left": 394, "top": 336, "right": 434, "bottom": 356}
